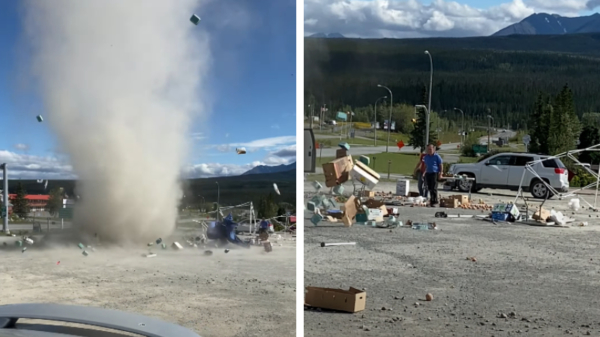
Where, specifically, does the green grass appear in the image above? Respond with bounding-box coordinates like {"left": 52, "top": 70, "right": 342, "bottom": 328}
{"left": 458, "top": 156, "right": 479, "bottom": 163}
{"left": 318, "top": 152, "right": 421, "bottom": 176}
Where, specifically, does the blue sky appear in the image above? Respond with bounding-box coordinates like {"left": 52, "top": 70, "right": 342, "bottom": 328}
{"left": 0, "top": 0, "right": 296, "bottom": 179}
{"left": 305, "top": 0, "right": 599, "bottom": 38}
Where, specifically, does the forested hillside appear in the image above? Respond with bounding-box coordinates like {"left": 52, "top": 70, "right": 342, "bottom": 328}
{"left": 305, "top": 33, "right": 600, "bottom": 129}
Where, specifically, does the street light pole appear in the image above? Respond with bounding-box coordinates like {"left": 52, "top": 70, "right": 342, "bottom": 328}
{"left": 374, "top": 96, "right": 387, "bottom": 146}
{"left": 215, "top": 181, "right": 220, "bottom": 221}
{"left": 308, "top": 104, "right": 312, "bottom": 129}
{"left": 377, "top": 84, "right": 393, "bottom": 153}
{"left": 454, "top": 108, "right": 465, "bottom": 145}
{"left": 487, "top": 115, "right": 494, "bottom": 152}
{"left": 425, "top": 50, "right": 433, "bottom": 147}
{"left": 1, "top": 163, "right": 7, "bottom": 233}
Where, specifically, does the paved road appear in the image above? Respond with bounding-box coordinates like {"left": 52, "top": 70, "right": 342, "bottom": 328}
{"left": 479, "top": 129, "right": 517, "bottom": 145}
{"left": 317, "top": 143, "right": 460, "bottom": 157}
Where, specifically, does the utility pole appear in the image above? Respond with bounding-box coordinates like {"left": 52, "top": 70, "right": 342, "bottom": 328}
{"left": 377, "top": 84, "right": 393, "bottom": 153}
{"left": 425, "top": 50, "right": 433, "bottom": 147}
{"left": 487, "top": 114, "right": 494, "bottom": 152}
{"left": 1, "top": 163, "right": 8, "bottom": 233}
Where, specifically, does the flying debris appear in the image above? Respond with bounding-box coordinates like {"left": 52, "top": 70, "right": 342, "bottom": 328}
{"left": 236, "top": 147, "right": 246, "bottom": 155}
{"left": 36, "top": 115, "right": 43, "bottom": 122}
{"left": 190, "top": 14, "right": 200, "bottom": 25}
{"left": 36, "top": 180, "right": 44, "bottom": 183}
{"left": 273, "top": 183, "right": 280, "bottom": 195}
{"left": 44, "top": 180, "right": 48, "bottom": 190}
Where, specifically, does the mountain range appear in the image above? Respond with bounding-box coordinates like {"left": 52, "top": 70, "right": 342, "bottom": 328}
{"left": 307, "top": 32, "right": 345, "bottom": 38}
{"left": 493, "top": 13, "right": 600, "bottom": 36}
{"left": 242, "top": 162, "right": 295, "bottom": 175}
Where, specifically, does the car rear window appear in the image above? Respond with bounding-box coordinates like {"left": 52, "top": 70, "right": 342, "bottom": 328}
{"left": 541, "top": 158, "right": 566, "bottom": 168}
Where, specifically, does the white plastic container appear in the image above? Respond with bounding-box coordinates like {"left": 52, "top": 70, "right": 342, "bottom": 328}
{"left": 396, "top": 179, "right": 410, "bottom": 196}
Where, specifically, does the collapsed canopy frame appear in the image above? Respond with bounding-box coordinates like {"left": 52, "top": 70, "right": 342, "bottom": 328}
{"left": 514, "top": 144, "right": 600, "bottom": 210}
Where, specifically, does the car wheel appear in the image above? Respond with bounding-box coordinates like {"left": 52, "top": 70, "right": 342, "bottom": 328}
{"left": 457, "top": 174, "right": 475, "bottom": 193}
{"left": 530, "top": 180, "right": 549, "bottom": 199}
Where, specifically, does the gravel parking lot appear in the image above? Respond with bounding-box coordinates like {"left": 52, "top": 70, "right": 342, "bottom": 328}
{"left": 304, "top": 179, "right": 600, "bottom": 336}
{"left": 0, "top": 228, "right": 296, "bottom": 337}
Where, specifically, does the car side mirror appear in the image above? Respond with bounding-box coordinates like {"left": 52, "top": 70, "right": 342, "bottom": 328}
{"left": 484, "top": 161, "right": 490, "bottom": 166}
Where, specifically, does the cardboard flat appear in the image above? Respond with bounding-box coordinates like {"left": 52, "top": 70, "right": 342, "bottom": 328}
{"left": 305, "top": 287, "right": 367, "bottom": 313}
{"left": 341, "top": 195, "right": 358, "bottom": 227}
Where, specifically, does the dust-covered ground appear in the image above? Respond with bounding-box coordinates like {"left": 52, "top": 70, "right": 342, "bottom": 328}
{"left": 0, "top": 227, "right": 296, "bottom": 337}
{"left": 304, "top": 179, "right": 600, "bottom": 336}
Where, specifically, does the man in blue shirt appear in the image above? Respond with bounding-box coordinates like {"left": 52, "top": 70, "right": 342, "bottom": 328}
{"left": 422, "top": 143, "right": 443, "bottom": 207}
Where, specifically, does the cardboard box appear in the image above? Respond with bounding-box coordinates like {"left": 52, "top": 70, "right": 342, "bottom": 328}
{"left": 440, "top": 198, "right": 459, "bottom": 208}
{"left": 350, "top": 165, "right": 379, "bottom": 190}
{"left": 396, "top": 179, "right": 410, "bottom": 196}
{"left": 336, "top": 149, "right": 349, "bottom": 158}
{"left": 364, "top": 199, "right": 384, "bottom": 208}
{"left": 361, "top": 191, "right": 375, "bottom": 198}
{"left": 305, "top": 287, "right": 367, "bottom": 313}
{"left": 533, "top": 207, "right": 550, "bottom": 221}
{"left": 452, "top": 195, "right": 469, "bottom": 205}
{"left": 323, "top": 156, "right": 353, "bottom": 186}
{"left": 366, "top": 205, "right": 388, "bottom": 221}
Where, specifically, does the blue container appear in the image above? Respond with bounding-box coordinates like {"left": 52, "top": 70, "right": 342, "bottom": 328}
{"left": 491, "top": 212, "right": 509, "bottom": 222}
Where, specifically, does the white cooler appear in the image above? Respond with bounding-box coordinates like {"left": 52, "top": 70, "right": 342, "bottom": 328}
{"left": 350, "top": 164, "right": 379, "bottom": 190}
{"left": 396, "top": 179, "right": 409, "bottom": 196}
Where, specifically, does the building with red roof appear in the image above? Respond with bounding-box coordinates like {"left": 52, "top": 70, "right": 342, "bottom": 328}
{"left": 7, "top": 194, "right": 50, "bottom": 213}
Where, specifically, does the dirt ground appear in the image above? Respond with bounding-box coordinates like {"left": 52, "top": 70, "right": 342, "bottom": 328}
{"left": 0, "top": 228, "right": 296, "bottom": 337}
{"left": 304, "top": 178, "right": 600, "bottom": 336}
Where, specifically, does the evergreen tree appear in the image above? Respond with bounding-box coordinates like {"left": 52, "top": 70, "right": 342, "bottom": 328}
{"left": 46, "top": 187, "right": 63, "bottom": 217}
{"left": 408, "top": 85, "right": 437, "bottom": 152}
{"left": 12, "top": 183, "right": 29, "bottom": 218}
{"left": 578, "top": 125, "right": 600, "bottom": 164}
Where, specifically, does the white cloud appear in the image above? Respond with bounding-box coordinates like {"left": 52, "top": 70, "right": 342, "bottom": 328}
{"left": 0, "top": 150, "right": 76, "bottom": 179}
{"left": 14, "top": 144, "right": 30, "bottom": 152}
{"left": 190, "top": 132, "right": 205, "bottom": 141}
{"left": 304, "top": 0, "right": 590, "bottom": 38}
{"left": 212, "top": 135, "right": 296, "bottom": 153}
{"left": 0, "top": 142, "right": 296, "bottom": 179}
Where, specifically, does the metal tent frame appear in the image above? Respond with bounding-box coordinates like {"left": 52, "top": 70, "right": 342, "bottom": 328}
{"left": 514, "top": 144, "right": 600, "bottom": 211}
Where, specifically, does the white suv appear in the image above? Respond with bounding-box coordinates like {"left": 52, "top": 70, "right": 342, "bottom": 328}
{"left": 447, "top": 152, "right": 569, "bottom": 199}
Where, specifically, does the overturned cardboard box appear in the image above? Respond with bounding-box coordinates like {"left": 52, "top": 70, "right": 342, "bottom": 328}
{"left": 440, "top": 197, "right": 459, "bottom": 208}
{"left": 305, "top": 287, "right": 367, "bottom": 313}
{"left": 533, "top": 206, "right": 550, "bottom": 221}
{"left": 322, "top": 156, "right": 354, "bottom": 187}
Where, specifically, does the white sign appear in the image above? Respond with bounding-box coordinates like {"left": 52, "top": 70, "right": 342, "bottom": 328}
{"left": 522, "top": 135, "right": 531, "bottom": 145}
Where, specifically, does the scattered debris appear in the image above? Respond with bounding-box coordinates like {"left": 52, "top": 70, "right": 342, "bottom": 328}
{"left": 273, "top": 183, "right": 280, "bottom": 195}
{"left": 172, "top": 242, "right": 183, "bottom": 250}
{"left": 190, "top": 14, "right": 201, "bottom": 25}
{"left": 426, "top": 293, "right": 433, "bottom": 301}
{"left": 224, "top": 249, "right": 230, "bottom": 253}
{"left": 82, "top": 251, "right": 88, "bottom": 256}
{"left": 36, "top": 115, "right": 43, "bottom": 122}
{"left": 204, "top": 250, "right": 213, "bottom": 256}
{"left": 320, "top": 242, "right": 356, "bottom": 247}
{"left": 145, "top": 253, "right": 157, "bottom": 258}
